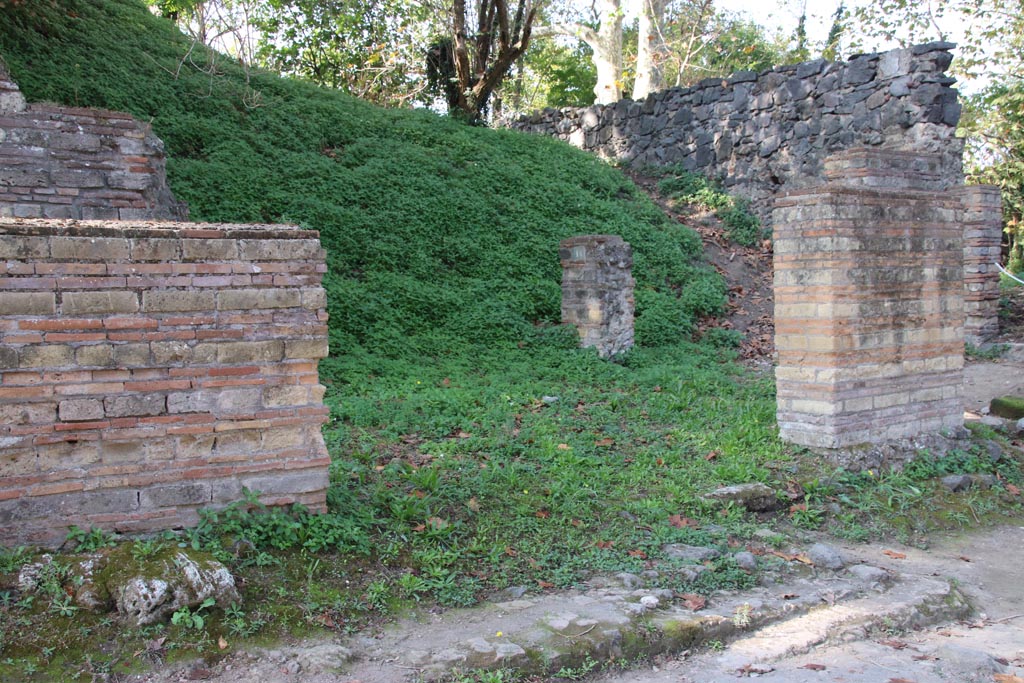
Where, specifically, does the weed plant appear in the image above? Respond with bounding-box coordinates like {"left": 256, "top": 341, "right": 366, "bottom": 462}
{"left": 651, "top": 167, "right": 765, "bottom": 246}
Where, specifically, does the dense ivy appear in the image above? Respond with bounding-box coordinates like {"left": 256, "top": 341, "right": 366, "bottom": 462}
{"left": 0, "top": 0, "right": 724, "bottom": 370}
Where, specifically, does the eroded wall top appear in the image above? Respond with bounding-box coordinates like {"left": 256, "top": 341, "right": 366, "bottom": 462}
{"left": 0, "top": 63, "right": 188, "bottom": 222}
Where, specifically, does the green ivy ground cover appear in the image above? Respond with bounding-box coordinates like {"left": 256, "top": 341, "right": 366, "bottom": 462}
{"left": 1, "top": 3, "right": 1022, "bottom": 679}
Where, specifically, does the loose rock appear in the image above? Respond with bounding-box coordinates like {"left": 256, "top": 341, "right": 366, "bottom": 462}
{"left": 807, "top": 543, "right": 845, "bottom": 570}
{"left": 702, "top": 483, "right": 779, "bottom": 512}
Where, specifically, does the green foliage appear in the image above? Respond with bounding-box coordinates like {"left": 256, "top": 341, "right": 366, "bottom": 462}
{"left": 0, "top": 0, "right": 723, "bottom": 366}
{"left": 654, "top": 168, "right": 765, "bottom": 247}
{"left": 192, "top": 492, "right": 373, "bottom": 554}
{"left": 0, "top": 546, "right": 32, "bottom": 574}
{"left": 64, "top": 526, "right": 119, "bottom": 553}
{"left": 171, "top": 597, "right": 216, "bottom": 631}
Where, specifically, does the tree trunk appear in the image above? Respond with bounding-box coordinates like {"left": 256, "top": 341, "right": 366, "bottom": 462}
{"left": 593, "top": 0, "right": 622, "bottom": 104}
{"left": 632, "top": 0, "right": 666, "bottom": 100}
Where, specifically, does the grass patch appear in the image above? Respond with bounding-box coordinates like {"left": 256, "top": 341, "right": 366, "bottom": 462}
{"left": 649, "top": 166, "right": 766, "bottom": 247}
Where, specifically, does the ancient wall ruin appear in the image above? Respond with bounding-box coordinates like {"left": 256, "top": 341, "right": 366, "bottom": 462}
{"left": 513, "top": 43, "right": 963, "bottom": 219}
{"left": 560, "top": 235, "right": 635, "bottom": 357}
{"left": 0, "top": 219, "right": 331, "bottom": 547}
{"left": 0, "top": 65, "right": 187, "bottom": 221}
{"left": 0, "top": 65, "right": 329, "bottom": 548}
{"left": 773, "top": 149, "right": 972, "bottom": 448}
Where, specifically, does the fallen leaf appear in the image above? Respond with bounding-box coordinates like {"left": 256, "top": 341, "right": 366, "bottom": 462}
{"left": 536, "top": 580, "right": 554, "bottom": 589}
{"left": 782, "top": 593, "right": 799, "bottom": 600}
{"left": 456, "top": 430, "right": 472, "bottom": 439}
{"left": 504, "top": 546, "right": 518, "bottom": 557}
{"left": 594, "top": 438, "right": 615, "bottom": 447}
{"left": 441, "top": 377, "right": 450, "bottom": 387}
{"left": 736, "top": 663, "right": 774, "bottom": 675}
{"left": 958, "top": 555, "right": 972, "bottom": 562}
{"left": 1007, "top": 484, "right": 1021, "bottom": 496}
{"left": 627, "top": 549, "right": 647, "bottom": 558}
{"left": 596, "top": 540, "right": 615, "bottom": 549}
{"left": 678, "top": 593, "right": 707, "bottom": 610}
{"left": 800, "top": 663, "right": 826, "bottom": 671}
{"left": 911, "top": 654, "right": 938, "bottom": 661}
{"left": 570, "top": 519, "right": 583, "bottom": 527}
{"left": 467, "top": 497, "right": 480, "bottom": 512}
{"left": 879, "top": 638, "right": 908, "bottom": 650}
{"left": 557, "top": 443, "right": 570, "bottom": 450}
{"left": 426, "top": 516, "right": 448, "bottom": 530}
{"left": 535, "top": 509, "right": 551, "bottom": 519}
{"left": 656, "top": 458, "right": 665, "bottom": 467}
{"left": 883, "top": 549, "right": 907, "bottom": 560}
{"left": 668, "top": 514, "right": 699, "bottom": 529}
{"left": 187, "top": 668, "right": 213, "bottom": 681}
{"left": 411, "top": 523, "right": 426, "bottom": 532}
{"left": 652, "top": 385, "right": 662, "bottom": 392}
{"left": 705, "top": 450, "right": 719, "bottom": 461}
{"left": 409, "top": 489, "right": 426, "bottom": 498}
{"left": 218, "top": 636, "right": 228, "bottom": 650}
{"left": 993, "top": 676, "right": 1024, "bottom": 683}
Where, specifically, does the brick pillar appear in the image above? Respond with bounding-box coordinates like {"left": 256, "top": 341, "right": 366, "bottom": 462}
{"left": 773, "top": 149, "right": 964, "bottom": 449}
{"left": 559, "top": 235, "right": 635, "bottom": 358}
{"left": 961, "top": 184, "right": 1002, "bottom": 345}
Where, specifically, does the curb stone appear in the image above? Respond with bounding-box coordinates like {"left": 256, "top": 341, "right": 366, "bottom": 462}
{"left": 336, "top": 565, "right": 971, "bottom": 681}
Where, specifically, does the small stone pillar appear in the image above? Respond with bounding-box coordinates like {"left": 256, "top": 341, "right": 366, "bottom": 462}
{"left": 961, "top": 184, "right": 1003, "bottom": 345}
{"left": 560, "top": 235, "right": 635, "bottom": 357}
{"left": 773, "top": 149, "right": 964, "bottom": 449}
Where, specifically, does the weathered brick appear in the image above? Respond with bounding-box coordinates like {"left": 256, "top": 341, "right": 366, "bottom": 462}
{"left": 0, "top": 235, "right": 49, "bottom": 259}
{"left": 239, "top": 238, "right": 322, "bottom": 261}
{"left": 103, "top": 394, "right": 166, "bottom": 418}
{"left": 263, "top": 385, "right": 309, "bottom": 408}
{"left": 62, "top": 291, "right": 139, "bottom": 316}
{"left": 50, "top": 236, "right": 131, "bottom": 261}
{"left": 112, "top": 343, "right": 151, "bottom": 367}
{"left": 301, "top": 288, "right": 327, "bottom": 310}
{"left": 59, "top": 398, "right": 105, "bottom": 422}
{"left": 75, "top": 344, "right": 114, "bottom": 367}
{"left": 217, "top": 288, "right": 301, "bottom": 310}
{"left": 194, "top": 340, "right": 284, "bottom": 364}
{"left": 139, "top": 482, "right": 212, "bottom": 509}
{"left": 151, "top": 341, "right": 194, "bottom": 365}
{"left": 19, "top": 345, "right": 74, "bottom": 368}
{"left": 142, "top": 290, "right": 215, "bottom": 312}
{"left": 285, "top": 339, "right": 329, "bottom": 359}
{"left": 0, "top": 291, "right": 56, "bottom": 315}
{"left": 167, "top": 387, "right": 262, "bottom": 415}
{"left": 130, "top": 236, "right": 182, "bottom": 260}
{"left": 181, "top": 239, "right": 238, "bottom": 260}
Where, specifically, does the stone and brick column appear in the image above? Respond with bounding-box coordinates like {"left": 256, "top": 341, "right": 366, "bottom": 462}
{"left": 560, "top": 235, "right": 635, "bottom": 358}
{"left": 773, "top": 149, "right": 964, "bottom": 449}
{"left": 0, "top": 219, "right": 331, "bottom": 547}
{"left": 960, "top": 184, "right": 1003, "bottom": 345}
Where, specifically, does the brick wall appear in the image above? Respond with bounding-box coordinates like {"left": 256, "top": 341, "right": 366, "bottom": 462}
{"left": 773, "top": 149, "right": 965, "bottom": 449}
{"left": 961, "top": 185, "right": 1003, "bottom": 345}
{"left": 0, "top": 219, "right": 330, "bottom": 547}
{"left": 560, "top": 235, "right": 635, "bottom": 358}
{"left": 0, "top": 64, "right": 187, "bottom": 221}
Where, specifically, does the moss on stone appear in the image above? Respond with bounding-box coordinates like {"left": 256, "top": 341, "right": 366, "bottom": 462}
{"left": 990, "top": 396, "right": 1024, "bottom": 420}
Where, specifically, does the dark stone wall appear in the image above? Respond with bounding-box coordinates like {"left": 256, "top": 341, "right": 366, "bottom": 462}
{"left": 513, "top": 43, "right": 963, "bottom": 221}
